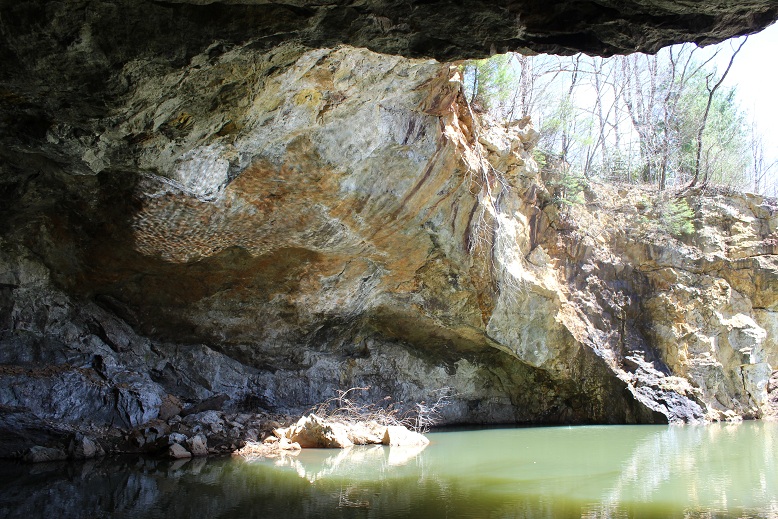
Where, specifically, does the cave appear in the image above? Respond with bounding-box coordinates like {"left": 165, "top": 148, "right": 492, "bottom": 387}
{"left": 1, "top": 1, "right": 777, "bottom": 467}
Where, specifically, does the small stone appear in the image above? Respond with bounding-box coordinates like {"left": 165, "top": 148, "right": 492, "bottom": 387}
{"left": 168, "top": 443, "right": 192, "bottom": 459}
{"left": 68, "top": 434, "right": 103, "bottom": 459}
{"left": 186, "top": 434, "right": 208, "bottom": 457}
{"left": 168, "top": 432, "right": 188, "bottom": 445}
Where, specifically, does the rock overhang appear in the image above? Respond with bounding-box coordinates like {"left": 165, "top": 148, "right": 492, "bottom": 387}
{"left": 0, "top": 0, "right": 777, "bottom": 441}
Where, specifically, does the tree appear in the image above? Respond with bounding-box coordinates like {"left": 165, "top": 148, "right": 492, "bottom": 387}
{"left": 689, "top": 37, "right": 748, "bottom": 187}
{"left": 749, "top": 120, "right": 778, "bottom": 195}
{"left": 460, "top": 39, "right": 761, "bottom": 195}
{"left": 619, "top": 53, "right": 660, "bottom": 183}
{"left": 461, "top": 55, "right": 515, "bottom": 113}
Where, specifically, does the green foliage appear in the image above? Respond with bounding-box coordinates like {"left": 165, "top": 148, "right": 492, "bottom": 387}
{"left": 660, "top": 198, "right": 695, "bottom": 236}
{"left": 461, "top": 55, "right": 516, "bottom": 113}
{"left": 550, "top": 172, "right": 587, "bottom": 209}
{"left": 673, "top": 77, "right": 750, "bottom": 188}
{"left": 532, "top": 148, "right": 547, "bottom": 169}
{"left": 538, "top": 96, "right": 575, "bottom": 149}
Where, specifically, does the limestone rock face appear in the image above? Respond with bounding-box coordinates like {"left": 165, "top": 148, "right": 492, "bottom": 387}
{"left": 0, "top": 1, "right": 774, "bottom": 73}
{"left": 555, "top": 185, "right": 778, "bottom": 422}
{"left": 1, "top": 14, "right": 778, "bottom": 454}
{"left": 1, "top": 44, "right": 664, "bottom": 451}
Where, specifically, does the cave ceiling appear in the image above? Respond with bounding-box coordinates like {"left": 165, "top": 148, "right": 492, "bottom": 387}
{"left": 1, "top": 1, "right": 776, "bottom": 159}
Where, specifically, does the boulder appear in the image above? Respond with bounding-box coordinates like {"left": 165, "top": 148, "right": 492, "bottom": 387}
{"left": 168, "top": 432, "right": 188, "bottom": 445}
{"left": 168, "top": 443, "right": 192, "bottom": 459}
{"left": 281, "top": 415, "right": 353, "bottom": 449}
{"left": 158, "top": 394, "right": 183, "bottom": 421}
{"left": 68, "top": 434, "right": 104, "bottom": 460}
{"left": 382, "top": 426, "right": 430, "bottom": 447}
{"left": 22, "top": 446, "right": 67, "bottom": 463}
{"left": 139, "top": 420, "right": 171, "bottom": 446}
{"left": 345, "top": 421, "right": 387, "bottom": 445}
{"left": 186, "top": 434, "right": 208, "bottom": 457}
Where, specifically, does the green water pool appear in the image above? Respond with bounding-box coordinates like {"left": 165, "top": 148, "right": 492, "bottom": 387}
{"left": 1, "top": 422, "right": 776, "bottom": 518}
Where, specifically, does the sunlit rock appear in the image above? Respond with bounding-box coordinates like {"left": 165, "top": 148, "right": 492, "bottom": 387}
{"left": 281, "top": 415, "right": 354, "bottom": 449}
{"left": 382, "top": 426, "right": 430, "bottom": 447}
{"left": 1, "top": 7, "right": 778, "bottom": 456}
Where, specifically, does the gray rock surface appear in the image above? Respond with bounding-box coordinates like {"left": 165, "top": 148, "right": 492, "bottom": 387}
{"left": 0, "top": 4, "right": 777, "bottom": 457}
{"left": 68, "top": 433, "right": 104, "bottom": 460}
{"left": 168, "top": 443, "right": 192, "bottom": 459}
{"left": 23, "top": 445, "right": 67, "bottom": 463}
{"left": 186, "top": 434, "right": 209, "bottom": 457}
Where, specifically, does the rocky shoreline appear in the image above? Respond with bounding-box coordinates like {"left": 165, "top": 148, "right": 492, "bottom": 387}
{"left": 12, "top": 408, "right": 433, "bottom": 464}
{"left": 10, "top": 403, "right": 296, "bottom": 463}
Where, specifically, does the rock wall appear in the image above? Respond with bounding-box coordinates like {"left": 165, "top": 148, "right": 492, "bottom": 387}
{"left": 549, "top": 184, "right": 778, "bottom": 422}
{"left": 0, "top": 38, "right": 777, "bottom": 455}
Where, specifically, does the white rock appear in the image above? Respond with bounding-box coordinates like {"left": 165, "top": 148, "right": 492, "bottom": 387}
{"left": 381, "top": 426, "right": 429, "bottom": 447}
{"left": 169, "top": 443, "right": 192, "bottom": 459}
{"left": 186, "top": 434, "right": 209, "bottom": 457}
{"left": 283, "top": 414, "right": 353, "bottom": 448}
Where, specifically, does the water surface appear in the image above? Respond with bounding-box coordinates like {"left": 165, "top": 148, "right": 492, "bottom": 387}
{"left": 1, "top": 422, "right": 776, "bottom": 518}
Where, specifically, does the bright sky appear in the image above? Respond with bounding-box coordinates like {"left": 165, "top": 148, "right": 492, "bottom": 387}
{"left": 705, "top": 22, "right": 778, "bottom": 164}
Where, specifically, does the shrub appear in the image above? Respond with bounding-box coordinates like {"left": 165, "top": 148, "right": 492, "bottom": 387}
{"left": 660, "top": 198, "right": 695, "bottom": 236}
{"left": 309, "top": 386, "right": 454, "bottom": 434}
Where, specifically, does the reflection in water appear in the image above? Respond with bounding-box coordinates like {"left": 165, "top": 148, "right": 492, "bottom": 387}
{"left": 266, "top": 442, "right": 429, "bottom": 482}
{"left": 0, "top": 422, "right": 776, "bottom": 518}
